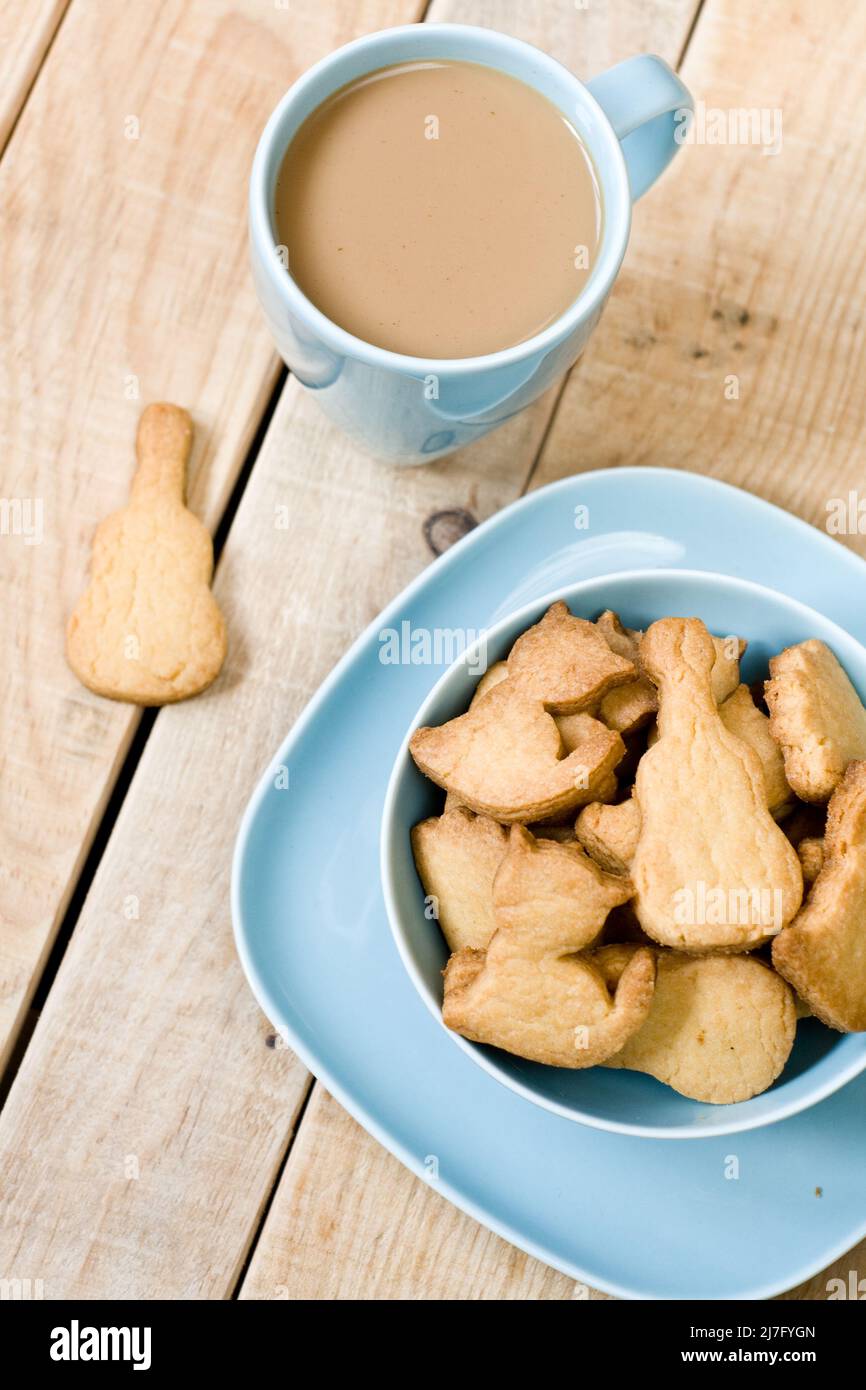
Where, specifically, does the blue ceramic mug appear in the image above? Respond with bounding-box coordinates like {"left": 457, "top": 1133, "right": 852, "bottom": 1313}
{"left": 249, "top": 24, "right": 692, "bottom": 464}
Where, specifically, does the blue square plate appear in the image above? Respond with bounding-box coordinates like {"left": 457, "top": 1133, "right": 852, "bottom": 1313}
{"left": 232, "top": 468, "right": 866, "bottom": 1299}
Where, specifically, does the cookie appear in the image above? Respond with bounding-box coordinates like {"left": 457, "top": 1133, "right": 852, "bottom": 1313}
{"left": 595, "top": 612, "right": 657, "bottom": 734}
{"left": 765, "top": 639, "right": 866, "bottom": 802}
{"left": 575, "top": 796, "right": 640, "bottom": 876}
{"left": 66, "top": 404, "right": 226, "bottom": 704}
{"left": 411, "top": 807, "right": 508, "bottom": 952}
{"left": 410, "top": 680, "right": 624, "bottom": 823}
{"left": 596, "top": 610, "right": 745, "bottom": 735}
{"left": 446, "top": 666, "right": 612, "bottom": 813}
{"left": 471, "top": 660, "right": 509, "bottom": 704}
{"left": 506, "top": 601, "right": 634, "bottom": 713}
{"left": 554, "top": 710, "right": 612, "bottom": 754}
{"left": 443, "top": 662, "right": 510, "bottom": 811}
{"left": 719, "top": 684, "right": 794, "bottom": 818}
{"left": 796, "top": 836, "right": 824, "bottom": 886}
{"left": 772, "top": 761, "right": 866, "bottom": 1030}
{"left": 630, "top": 618, "right": 802, "bottom": 950}
{"left": 493, "top": 824, "right": 626, "bottom": 950}
{"left": 596, "top": 944, "right": 797, "bottom": 1103}
{"left": 442, "top": 827, "right": 655, "bottom": 1067}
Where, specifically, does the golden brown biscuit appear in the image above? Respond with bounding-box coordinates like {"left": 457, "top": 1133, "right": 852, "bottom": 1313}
{"left": 797, "top": 836, "right": 825, "bottom": 887}
{"left": 708, "top": 634, "right": 748, "bottom": 703}
{"left": 443, "top": 662, "right": 511, "bottom": 811}
{"left": 471, "top": 660, "right": 509, "bottom": 704}
{"left": 575, "top": 796, "right": 641, "bottom": 876}
{"left": 410, "top": 681, "right": 624, "bottom": 823}
{"left": 596, "top": 945, "right": 797, "bottom": 1103}
{"left": 66, "top": 404, "right": 226, "bottom": 704}
{"left": 443, "top": 827, "right": 655, "bottom": 1067}
{"left": 492, "top": 825, "right": 623, "bottom": 950}
{"left": 445, "top": 673, "right": 615, "bottom": 814}
{"left": 631, "top": 619, "right": 802, "bottom": 950}
{"left": 772, "top": 761, "right": 866, "bottom": 1030}
{"left": 411, "top": 807, "right": 508, "bottom": 952}
{"left": 765, "top": 640, "right": 866, "bottom": 802}
{"left": 506, "top": 601, "right": 634, "bottom": 713}
{"left": 719, "top": 684, "right": 794, "bottom": 818}
{"left": 554, "top": 710, "right": 610, "bottom": 754}
{"left": 596, "top": 611, "right": 745, "bottom": 734}
{"left": 596, "top": 612, "right": 656, "bottom": 733}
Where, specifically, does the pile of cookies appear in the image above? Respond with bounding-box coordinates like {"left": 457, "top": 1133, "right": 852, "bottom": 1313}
{"left": 409, "top": 601, "right": 866, "bottom": 1105}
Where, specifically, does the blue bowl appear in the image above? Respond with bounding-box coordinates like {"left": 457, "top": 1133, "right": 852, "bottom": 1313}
{"left": 382, "top": 568, "right": 866, "bottom": 1138}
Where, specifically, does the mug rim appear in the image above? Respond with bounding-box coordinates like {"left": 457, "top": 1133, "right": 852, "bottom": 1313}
{"left": 249, "top": 22, "right": 633, "bottom": 376}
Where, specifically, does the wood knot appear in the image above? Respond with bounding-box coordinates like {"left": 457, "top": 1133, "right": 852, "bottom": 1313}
{"left": 423, "top": 508, "right": 478, "bottom": 556}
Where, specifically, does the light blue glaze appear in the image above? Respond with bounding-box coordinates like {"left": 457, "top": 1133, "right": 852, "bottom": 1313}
{"left": 233, "top": 469, "right": 866, "bottom": 1299}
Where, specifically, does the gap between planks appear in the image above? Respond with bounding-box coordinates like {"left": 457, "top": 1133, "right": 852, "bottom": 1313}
{"left": 0, "top": 0, "right": 73, "bottom": 158}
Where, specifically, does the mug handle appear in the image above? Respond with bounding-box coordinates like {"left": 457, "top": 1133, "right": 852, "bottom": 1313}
{"left": 586, "top": 54, "right": 693, "bottom": 202}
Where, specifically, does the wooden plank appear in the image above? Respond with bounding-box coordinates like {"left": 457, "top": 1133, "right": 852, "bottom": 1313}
{"left": 0, "top": 0, "right": 422, "bottom": 1072}
{"left": 0, "top": 0, "right": 70, "bottom": 155}
{"left": 532, "top": 0, "right": 866, "bottom": 545}
{"left": 239, "top": 1089, "right": 578, "bottom": 1301}
{"left": 780, "top": 1237, "right": 866, "bottom": 1301}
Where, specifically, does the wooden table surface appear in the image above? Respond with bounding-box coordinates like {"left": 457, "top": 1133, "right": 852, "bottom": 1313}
{"left": 1, "top": 0, "right": 864, "bottom": 1300}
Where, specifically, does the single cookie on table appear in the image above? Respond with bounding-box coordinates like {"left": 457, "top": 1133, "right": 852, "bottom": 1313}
{"left": 772, "top": 761, "right": 866, "bottom": 1031}
{"left": 630, "top": 618, "right": 803, "bottom": 951}
{"left": 443, "top": 827, "right": 655, "bottom": 1067}
{"left": 765, "top": 639, "right": 866, "bottom": 802}
{"left": 718, "top": 683, "right": 794, "bottom": 819}
{"left": 411, "top": 807, "right": 508, "bottom": 953}
{"left": 595, "top": 944, "right": 797, "bottom": 1103}
{"left": 506, "top": 601, "right": 634, "bottom": 713}
{"left": 575, "top": 796, "right": 641, "bottom": 876}
{"left": 410, "top": 680, "right": 624, "bottom": 823}
{"left": 596, "top": 610, "right": 746, "bottom": 735}
{"left": 66, "top": 404, "right": 226, "bottom": 704}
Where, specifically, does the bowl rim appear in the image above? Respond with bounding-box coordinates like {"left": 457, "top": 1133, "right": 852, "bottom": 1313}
{"left": 380, "top": 566, "right": 866, "bottom": 1139}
